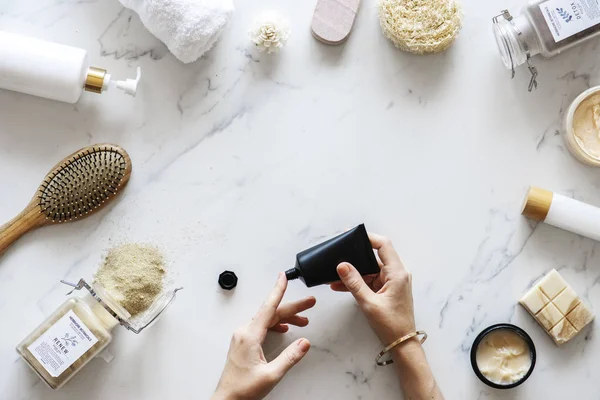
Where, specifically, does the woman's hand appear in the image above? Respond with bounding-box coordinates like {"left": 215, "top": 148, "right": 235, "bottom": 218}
{"left": 331, "top": 233, "right": 444, "bottom": 399}
{"left": 330, "top": 232, "right": 415, "bottom": 345}
{"left": 212, "top": 273, "right": 316, "bottom": 400}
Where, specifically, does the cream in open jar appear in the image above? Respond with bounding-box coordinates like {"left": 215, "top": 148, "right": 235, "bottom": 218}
{"left": 471, "top": 324, "right": 536, "bottom": 389}
{"left": 564, "top": 87, "right": 600, "bottom": 166}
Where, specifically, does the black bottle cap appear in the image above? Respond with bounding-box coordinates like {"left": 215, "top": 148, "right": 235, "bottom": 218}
{"left": 219, "top": 271, "right": 238, "bottom": 290}
{"left": 285, "top": 268, "right": 299, "bottom": 280}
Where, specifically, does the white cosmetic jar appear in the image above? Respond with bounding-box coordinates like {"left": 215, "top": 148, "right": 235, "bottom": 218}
{"left": 564, "top": 86, "right": 600, "bottom": 167}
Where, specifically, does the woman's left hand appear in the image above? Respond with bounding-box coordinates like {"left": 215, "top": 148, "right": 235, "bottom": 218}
{"left": 212, "top": 273, "right": 316, "bottom": 400}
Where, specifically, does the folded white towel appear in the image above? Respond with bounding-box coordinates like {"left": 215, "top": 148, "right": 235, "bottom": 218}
{"left": 119, "top": 0, "right": 234, "bottom": 63}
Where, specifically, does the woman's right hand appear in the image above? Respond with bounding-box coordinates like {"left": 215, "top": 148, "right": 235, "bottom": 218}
{"left": 330, "top": 232, "right": 415, "bottom": 346}
{"left": 331, "top": 233, "right": 444, "bottom": 399}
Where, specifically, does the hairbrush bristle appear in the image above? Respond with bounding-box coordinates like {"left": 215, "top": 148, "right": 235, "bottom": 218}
{"left": 37, "top": 145, "right": 130, "bottom": 223}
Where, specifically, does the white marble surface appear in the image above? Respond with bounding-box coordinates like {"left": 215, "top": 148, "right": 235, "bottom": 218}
{"left": 2, "top": 0, "right": 600, "bottom": 399}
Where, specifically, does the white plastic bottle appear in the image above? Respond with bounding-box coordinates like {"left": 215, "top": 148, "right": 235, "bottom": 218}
{"left": 0, "top": 31, "right": 141, "bottom": 103}
{"left": 522, "top": 186, "right": 600, "bottom": 242}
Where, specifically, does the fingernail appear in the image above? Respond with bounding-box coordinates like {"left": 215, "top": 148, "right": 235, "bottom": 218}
{"left": 298, "top": 339, "right": 310, "bottom": 352}
{"left": 337, "top": 263, "right": 350, "bottom": 277}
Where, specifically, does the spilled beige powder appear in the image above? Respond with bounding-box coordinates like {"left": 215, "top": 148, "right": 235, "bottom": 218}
{"left": 95, "top": 243, "right": 165, "bottom": 316}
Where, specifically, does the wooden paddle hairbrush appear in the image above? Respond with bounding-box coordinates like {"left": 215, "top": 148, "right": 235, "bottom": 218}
{"left": 0, "top": 144, "right": 132, "bottom": 254}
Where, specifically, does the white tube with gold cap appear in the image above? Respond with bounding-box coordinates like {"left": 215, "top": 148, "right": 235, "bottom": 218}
{"left": 522, "top": 186, "right": 600, "bottom": 242}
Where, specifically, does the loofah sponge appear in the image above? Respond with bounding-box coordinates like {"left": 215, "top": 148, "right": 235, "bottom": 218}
{"left": 378, "top": 0, "right": 462, "bottom": 54}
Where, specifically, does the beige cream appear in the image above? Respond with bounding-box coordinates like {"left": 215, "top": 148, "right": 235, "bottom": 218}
{"left": 573, "top": 93, "right": 600, "bottom": 159}
{"left": 565, "top": 88, "right": 600, "bottom": 166}
{"left": 475, "top": 329, "right": 532, "bottom": 385}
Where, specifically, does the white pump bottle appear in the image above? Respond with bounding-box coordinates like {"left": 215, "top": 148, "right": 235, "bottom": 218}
{"left": 0, "top": 31, "right": 141, "bottom": 103}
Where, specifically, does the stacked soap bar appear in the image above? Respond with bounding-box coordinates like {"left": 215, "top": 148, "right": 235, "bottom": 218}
{"left": 519, "top": 269, "right": 594, "bottom": 345}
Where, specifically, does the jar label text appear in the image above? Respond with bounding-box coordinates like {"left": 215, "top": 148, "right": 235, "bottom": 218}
{"left": 540, "top": 0, "right": 600, "bottom": 42}
{"left": 27, "top": 310, "right": 98, "bottom": 377}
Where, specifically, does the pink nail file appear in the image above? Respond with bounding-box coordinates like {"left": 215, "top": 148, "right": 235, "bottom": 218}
{"left": 311, "top": 0, "right": 361, "bottom": 45}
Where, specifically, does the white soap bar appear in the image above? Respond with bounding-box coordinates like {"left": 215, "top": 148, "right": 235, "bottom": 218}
{"left": 538, "top": 269, "right": 567, "bottom": 299}
{"left": 519, "top": 269, "right": 594, "bottom": 345}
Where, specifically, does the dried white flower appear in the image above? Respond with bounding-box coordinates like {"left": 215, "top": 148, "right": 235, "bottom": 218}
{"left": 249, "top": 11, "right": 290, "bottom": 54}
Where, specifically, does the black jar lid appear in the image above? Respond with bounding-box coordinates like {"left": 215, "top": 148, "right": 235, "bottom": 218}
{"left": 470, "top": 323, "right": 536, "bottom": 389}
{"left": 219, "top": 271, "right": 238, "bottom": 290}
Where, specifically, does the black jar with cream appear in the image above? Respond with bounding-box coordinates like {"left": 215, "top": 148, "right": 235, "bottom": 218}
{"left": 470, "top": 324, "right": 536, "bottom": 389}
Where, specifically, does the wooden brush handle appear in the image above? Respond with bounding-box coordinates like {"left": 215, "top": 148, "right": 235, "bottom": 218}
{"left": 0, "top": 202, "right": 45, "bottom": 254}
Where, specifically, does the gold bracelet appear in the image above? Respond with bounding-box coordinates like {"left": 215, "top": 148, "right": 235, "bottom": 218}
{"left": 375, "top": 330, "right": 427, "bottom": 366}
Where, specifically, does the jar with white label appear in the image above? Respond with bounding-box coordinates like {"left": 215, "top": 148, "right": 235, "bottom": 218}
{"left": 16, "top": 279, "right": 182, "bottom": 390}
{"left": 16, "top": 282, "right": 128, "bottom": 389}
{"left": 492, "top": 0, "right": 600, "bottom": 91}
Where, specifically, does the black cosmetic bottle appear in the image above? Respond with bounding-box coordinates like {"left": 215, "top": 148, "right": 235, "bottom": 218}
{"left": 285, "top": 224, "right": 379, "bottom": 287}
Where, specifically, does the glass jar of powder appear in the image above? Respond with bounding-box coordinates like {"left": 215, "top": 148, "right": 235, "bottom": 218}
{"left": 493, "top": 1, "right": 600, "bottom": 91}
{"left": 16, "top": 282, "right": 128, "bottom": 389}
{"left": 16, "top": 279, "right": 182, "bottom": 390}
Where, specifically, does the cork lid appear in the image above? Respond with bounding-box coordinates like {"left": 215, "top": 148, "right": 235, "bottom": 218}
{"left": 522, "top": 186, "right": 553, "bottom": 222}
